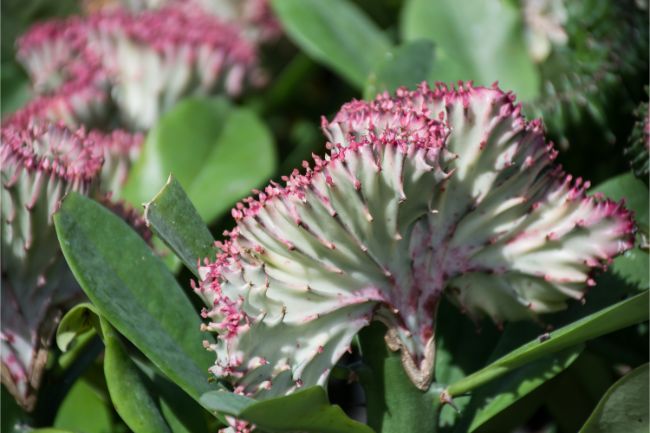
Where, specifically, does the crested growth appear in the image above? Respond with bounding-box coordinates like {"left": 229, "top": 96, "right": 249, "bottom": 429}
{"left": 196, "top": 82, "right": 635, "bottom": 401}
{"left": 1, "top": 121, "right": 104, "bottom": 409}
{"left": 16, "top": 2, "right": 262, "bottom": 130}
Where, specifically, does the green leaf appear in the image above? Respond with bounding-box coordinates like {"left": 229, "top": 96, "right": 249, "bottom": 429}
{"left": 0, "top": 61, "right": 30, "bottom": 117}
{"left": 580, "top": 363, "right": 649, "bottom": 433}
{"left": 101, "top": 319, "right": 172, "bottom": 433}
{"left": 122, "top": 98, "right": 276, "bottom": 225}
{"left": 447, "top": 291, "right": 649, "bottom": 396}
{"left": 54, "top": 193, "right": 216, "bottom": 402}
{"left": 592, "top": 173, "right": 649, "bottom": 290}
{"left": 2, "top": 385, "right": 28, "bottom": 433}
{"left": 271, "top": 0, "right": 391, "bottom": 88}
{"left": 434, "top": 300, "right": 501, "bottom": 427}
{"left": 466, "top": 346, "right": 583, "bottom": 432}
{"left": 200, "top": 387, "right": 374, "bottom": 433}
{"left": 363, "top": 40, "right": 435, "bottom": 99}
{"left": 144, "top": 176, "right": 216, "bottom": 277}
{"left": 57, "top": 303, "right": 100, "bottom": 353}
{"left": 53, "top": 378, "right": 113, "bottom": 433}
{"left": 358, "top": 323, "right": 438, "bottom": 433}
{"left": 400, "top": 0, "right": 540, "bottom": 100}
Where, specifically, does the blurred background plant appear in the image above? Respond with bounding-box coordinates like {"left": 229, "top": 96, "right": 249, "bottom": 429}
{"left": 1, "top": 0, "right": 648, "bottom": 432}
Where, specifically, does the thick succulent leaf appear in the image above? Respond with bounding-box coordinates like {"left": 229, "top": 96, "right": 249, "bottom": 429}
{"left": 56, "top": 303, "right": 100, "bottom": 353}
{"left": 201, "top": 386, "right": 374, "bottom": 433}
{"left": 54, "top": 193, "right": 216, "bottom": 402}
{"left": 466, "top": 346, "right": 583, "bottom": 432}
{"left": 270, "top": 0, "right": 391, "bottom": 88}
{"left": 579, "top": 363, "right": 649, "bottom": 433}
{"left": 144, "top": 176, "right": 216, "bottom": 276}
{"left": 101, "top": 318, "right": 173, "bottom": 433}
{"left": 363, "top": 40, "right": 435, "bottom": 100}
{"left": 400, "top": 0, "right": 540, "bottom": 100}
{"left": 122, "top": 97, "right": 276, "bottom": 225}
{"left": 447, "top": 290, "right": 649, "bottom": 396}
{"left": 53, "top": 378, "right": 114, "bottom": 433}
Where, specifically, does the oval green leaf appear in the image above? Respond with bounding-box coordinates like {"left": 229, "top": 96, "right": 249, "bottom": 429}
{"left": 271, "top": 0, "right": 391, "bottom": 88}
{"left": 54, "top": 193, "right": 216, "bottom": 402}
{"left": 122, "top": 98, "right": 276, "bottom": 225}
{"left": 580, "top": 363, "right": 649, "bottom": 433}
{"left": 400, "top": 0, "right": 540, "bottom": 100}
{"left": 363, "top": 40, "right": 435, "bottom": 100}
{"left": 144, "top": 176, "right": 216, "bottom": 277}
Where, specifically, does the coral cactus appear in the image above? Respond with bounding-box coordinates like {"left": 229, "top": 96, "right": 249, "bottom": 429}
{"left": 88, "top": 129, "right": 144, "bottom": 195}
{"left": 196, "top": 83, "right": 634, "bottom": 400}
{"left": 16, "top": 2, "right": 261, "bottom": 131}
{"left": 85, "top": 3, "right": 259, "bottom": 129}
{"left": 1, "top": 121, "right": 104, "bottom": 409}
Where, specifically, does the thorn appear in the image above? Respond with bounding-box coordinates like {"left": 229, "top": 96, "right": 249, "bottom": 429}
{"left": 439, "top": 390, "right": 459, "bottom": 412}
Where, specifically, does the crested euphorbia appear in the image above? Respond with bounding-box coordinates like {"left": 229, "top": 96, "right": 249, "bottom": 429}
{"left": 86, "top": 3, "right": 258, "bottom": 129}
{"left": 88, "top": 129, "right": 144, "bottom": 195}
{"left": 196, "top": 83, "right": 634, "bottom": 400}
{"left": 1, "top": 121, "right": 104, "bottom": 409}
{"left": 17, "top": 2, "right": 260, "bottom": 130}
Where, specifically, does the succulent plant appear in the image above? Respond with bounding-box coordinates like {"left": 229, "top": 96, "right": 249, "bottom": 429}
{"left": 83, "top": 0, "right": 281, "bottom": 44}
{"left": 625, "top": 98, "right": 649, "bottom": 179}
{"left": 88, "top": 129, "right": 144, "bottom": 195}
{"left": 85, "top": 3, "right": 259, "bottom": 129}
{"left": 1, "top": 120, "right": 104, "bottom": 409}
{"left": 16, "top": 2, "right": 261, "bottom": 131}
{"left": 196, "top": 83, "right": 635, "bottom": 404}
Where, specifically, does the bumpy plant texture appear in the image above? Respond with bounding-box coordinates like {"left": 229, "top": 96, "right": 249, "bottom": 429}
{"left": 196, "top": 83, "right": 634, "bottom": 402}
{"left": 16, "top": 2, "right": 261, "bottom": 130}
{"left": 523, "top": 0, "right": 648, "bottom": 141}
{"left": 0, "top": 122, "right": 103, "bottom": 409}
{"left": 625, "top": 99, "right": 649, "bottom": 179}
{"left": 84, "top": 0, "right": 280, "bottom": 43}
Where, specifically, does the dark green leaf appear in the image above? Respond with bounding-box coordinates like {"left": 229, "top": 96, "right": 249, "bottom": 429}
{"left": 54, "top": 193, "right": 216, "bottom": 402}
{"left": 447, "top": 291, "right": 649, "bottom": 396}
{"left": 271, "top": 0, "right": 391, "bottom": 88}
{"left": 57, "top": 303, "right": 100, "bottom": 353}
{"left": 434, "top": 299, "right": 501, "bottom": 427}
{"left": 200, "top": 387, "right": 374, "bottom": 433}
{"left": 364, "top": 40, "right": 435, "bottom": 99}
{"left": 466, "top": 346, "right": 583, "bottom": 432}
{"left": 144, "top": 176, "right": 215, "bottom": 276}
{"left": 122, "top": 98, "right": 276, "bottom": 225}
{"left": 53, "top": 378, "right": 113, "bottom": 433}
{"left": 400, "top": 0, "right": 540, "bottom": 100}
{"left": 101, "top": 319, "right": 172, "bottom": 433}
{"left": 580, "top": 363, "right": 649, "bottom": 433}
